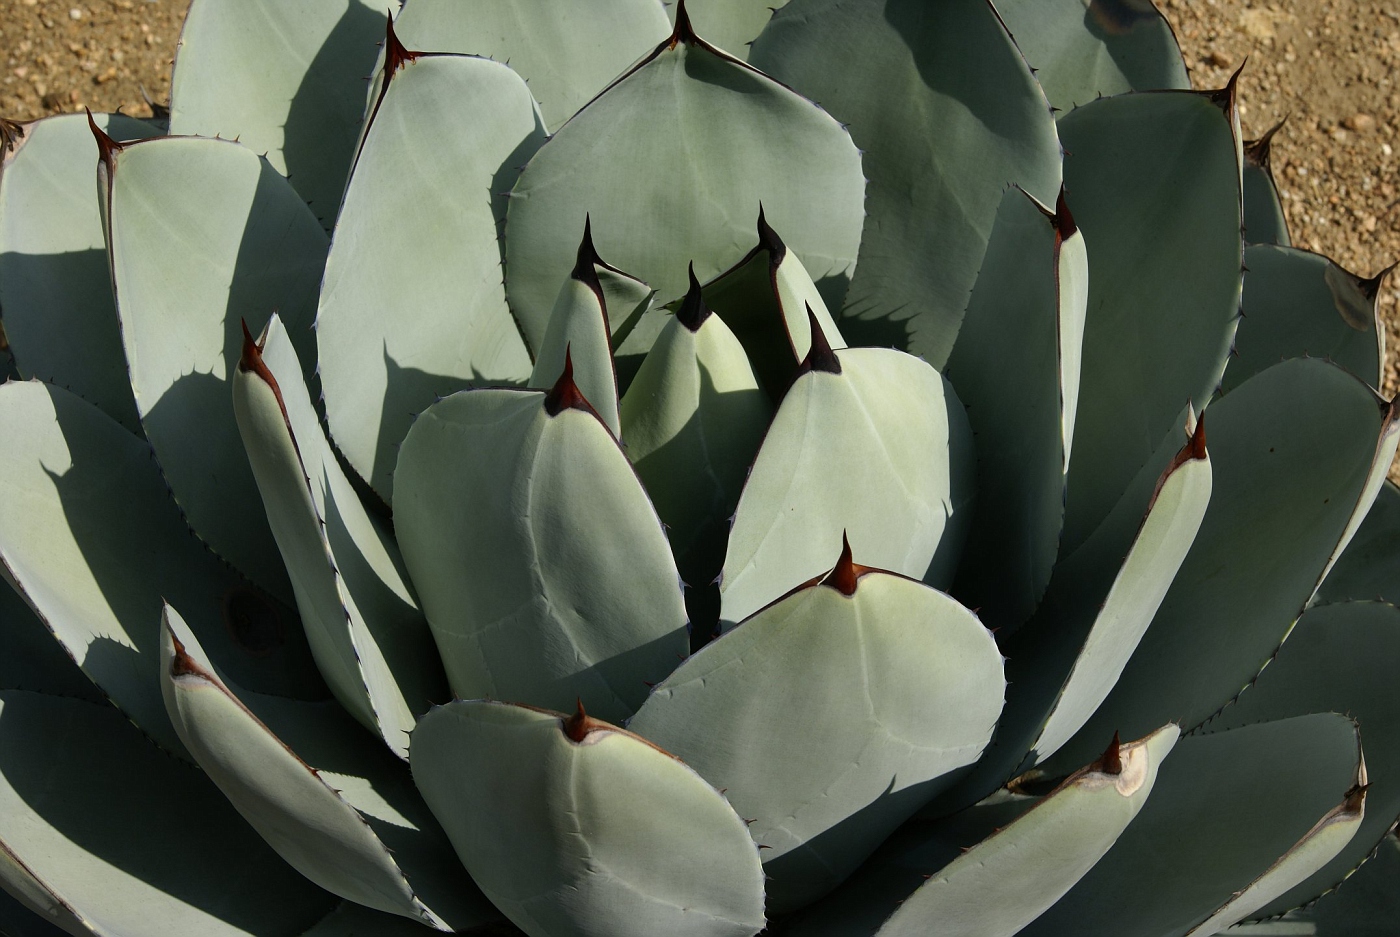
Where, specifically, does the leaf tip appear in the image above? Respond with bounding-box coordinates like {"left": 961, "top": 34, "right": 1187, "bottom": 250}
{"left": 677, "top": 262, "right": 712, "bottom": 332}
{"left": 797, "top": 306, "right": 841, "bottom": 376}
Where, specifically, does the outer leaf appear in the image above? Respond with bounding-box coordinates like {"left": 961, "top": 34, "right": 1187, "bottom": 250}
{"left": 1022, "top": 714, "right": 1363, "bottom": 937}
{"left": 994, "top": 0, "right": 1189, "bottom": 111}
{"left": 1225, "top": 245, "right": 1384, "bottom": 393}
{"left": 1316, "top": 481, "right": 1400, "bottom": 606}
{"left": 318, "top": 51, "right": 545, "bottom": 502}
{"left": 0, "top": 689, "right": 335, "bottom": 936}
{"left": 718, "top": 346, "right": 974, "bottom": 629}
{"left": 170, "top": 0, "right": 385, "bottom": 221}
{"left": 411, "top": 700, "right": 766, "bottom": 937}
{"left": 1243, "top": 122, "right": 1293, "bottom": 246}
{"left": 390, "top": 0, "right": 671, "bottom": 130}
{"left": 234, "top": 315, "right": 444, "bottom": 758}
{"left": 1057, "top": 89, "right": 1243, "bottom": 551}
{"left": 394, "top": 382, "right": 689, "bottom": 724}
{"left": 0, "top": 380, "right": 318, "bottom": 758}
{"left": 749, "top": 0, "right": 1062, "bottom": 364}
{"left": 933, "top": 413, "right": 1210, "bottom": 812}
{"left": 1230, "top": 835, "right": 1400, "bottom": 936}
{"left": 631, "top": 559, "right": 1005, "bottom": 913}
{"left": 102, "top": 132, "right": 328, "bottom": 602}
{"left": 786, "top": 726, "right": 1178, "bottom": 937}
{"left": 504, "top": 18, "right": 864, "bottom": 352}
{"left": 159, "top": 606, "right": 492, "bottom": 931}
{"left": 0, "top": 113, "right": 156, "bottom": 431}
{"left": 1052, "top": 358, "right": 1400, "bottom": 772}
{"left": 1205, "top": 601, "right": 1400, "bottom": 914}
{"left": 944, "top": 187, "right": 1086, "bottom": 631}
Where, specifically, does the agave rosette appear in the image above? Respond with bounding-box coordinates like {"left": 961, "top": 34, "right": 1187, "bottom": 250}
{"left": 1, "top": 1, "right": 1399, "bottom": 935}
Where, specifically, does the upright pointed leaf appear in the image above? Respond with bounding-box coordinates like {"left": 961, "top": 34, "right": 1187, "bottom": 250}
{"left": 0, "top": 113, "right": 156, "bottom": 431}
{"left": 390, "top": 0, "right": 671, "bottom": 130}
{"left": 945, "top": 187, "right": 1087, "bottom": 631}
{"left": 234, "top": 315, "right": 445, "bottom": 758}
{"left": 750, "top": 0, "right": 1062, "bottom": 364}
{"left": 0, "top": 381, "right": 319, "bottom": 757}
{"left": 394, "top": 381, "right": 689, "bottom": 724}
{"left": 159, "top": 606, "right": 492, "bottom": 931}
{"left": 0, "top": 690, "right": 336, "bottom": 935}
{"left": 994, "top": 0, "right": 1189, "bottom": 111}
{"left": 787, "top": 727, "right": 1178, "bottom": 937}
{"left": 1057, "top": 89, "right": 1243, "bottom": 551}
{"left": 631, "top": 557, "right": 1004, "bottom": 912}
{"left": 318, "top": 50, "right": 544, "bottom": 501}
{"left": 1243, "top": 122, "right": 1293, "bottom": 246}
{"left": 1230, "top": 834, "right": 1400, "bottom": 937}
{"left": 504, "top": 18, "right": 864, "bottom": 350}
{"left": 411, "top": 700, "right": 766, "bottom": 937}
{"left": 170, "top": 0, "right": 386, "bottom": 221}
{"left": 719, "top": 346, "right": 974, "bottom": 628}
{"left": 103, "top": 133, "right": 329, "bottom": 602}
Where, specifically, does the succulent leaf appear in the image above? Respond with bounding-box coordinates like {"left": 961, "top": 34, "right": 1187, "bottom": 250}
{"left": 410, "top": 699, "right": 766, "bottom": 937}
{"left": 158, "top": 605, "right": 493, "bottom": 931}
{"left": 170, "top": 0, "right": 386, "bottom": 222}
{"left": 0, "top": 380, "right": 319, "bottom": 757}
{"left": 0, "top": 113, "right": 156, "bottom": 431}
{"left": 1224, "top": 245, "right": 1385, "bottom": 393}
{"left": 750, "top": 0, "right": 1062, "bottom": 365}
{"left": 718, "top": 347, "right": 974, "bottom": 628}
{"left": 102, "top": 134, "right": 328, "bottom": 602}
{"left": 944, "top": 187, "right": 1088, "bottom": 631}
{"left": 1057, "top": 89, "right": 1243, "bottom": 552}
{"left": 1022, "top": 714, "right": 1363, "bottom": 937}
{"left": 994, "top": 0, "right": 1190, "bottom": 112}
{"left": 318, "top": 51, "right": 545, "bottom": 502}
{"left": 1052, "top": 358, "right": 1400, "bottom": 774}
{"left": 0, "top": 689, "right": 336, "bottom": 935}
{"left": 503, "top": 18, "right": 865, "bottom": 351}
{"left": 394, "top": 386, "right": 689, "bottom": 723}
{"left": 233, "top": 314, "right": 445, "bottom": 758}
{"left": 786, "top": 726, "right": 1178, "bottom": 937}
{"left": 1243, "top": 121, "right": 1293, "bottom": 246}
{"left": 1230, "top": 834, "right": 1400, "bottom": 936}
{"left": 1205, "top": 601, "right": 1400, "bottom": 914}
{"left": 630, "top": 561, "right": 1005, "bottom": 912}
{"left": 389, "top": 0, "right": 671, "bottom": 131}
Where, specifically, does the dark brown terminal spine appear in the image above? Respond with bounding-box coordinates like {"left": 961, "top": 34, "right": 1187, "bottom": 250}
{"left": 86, "top": 107, "right": 123, "bottom": 174}
{"left": 821, "top": 532, "right": 872, "bottom": 596}
{"left": 797, "top": 306, "right": 842, "bottom": 376}
{"left": 677, "top": 263, "right": 713, "bottom": 332}
{"left": 544, "top": 347, "right": 598, "bottom": 418}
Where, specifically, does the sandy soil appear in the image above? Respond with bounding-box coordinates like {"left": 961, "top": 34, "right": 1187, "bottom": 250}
{"left": 4, "top": 0, "right": 1398, "bottom": 392}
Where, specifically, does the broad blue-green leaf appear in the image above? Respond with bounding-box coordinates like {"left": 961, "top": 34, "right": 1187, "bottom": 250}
{"left": 1244, "top": 121, "right": 1292, "bottom": 246}
{"left": 1224, "top": 245, "right": 1383, "bottom": 393}
{"left": 411, "top": 700, "right": 766, "bottom": 937}
{"left": 0, "top": 380, "right": 319, "bottom": 758}
{"left": 631, "top": 557, "right": 1004, "bottom": 913}
{"left": 394, "top": 383, "right": 689, "bottom": 724}
{"left": 787, "top": 726, "right": 1178, "bottom": 937}
{"left": 945, "top": 187, "right": 1087, "bottom": 631}
{"left": 750, "top": 0, "right": 1062, "bottom": 364}
{"left": 994, "top": 0, "right": 1189, "bottom": 111}
{"left": 619, "top": 276, "right": 772, "bottom": 612}
{"left": 102, "top": 133, "right": 328, "bottom": 602}
{"left": 0, "top": 113, "right": 156, "bottom": 431}
{"left": 170, "top": 0, "right": 385, "bottom": 222}
{"left": 1317, "top": 481, "right": 1400, "bottom": 605}
{"left": 234, "top": 315, "right": 444, "bottom": 758}
{"left": 0, "top": 689, "right": 335, "bottom": 935}
{"left": 318, "top": 52, "right": 544, "bottom": 502}
{"left": 159, "top": 606, "right": 491, "bottom": 931}
{"left": 1022, "top": 714, "right": 1364, "bottom": 937}
{"left": 504, "top": 19, "right": 864, "bottom": 352}
{"left": 934, "top": 412, "right": 1210, "bottom": 812}
{"left": 390, "top": 0, "right": 671, "bottom": 130}
{"left": 1052, "top": 359, "right": 1399, "bottom": 772}
{"left": 719, "top": 346, "right": 974, "bottom": 629}
{"left": 1205, "top": 601, "right": 1400, "bottom": 915}
{"left": 1057, "top": 89, "right": 1243, "bottom": 551}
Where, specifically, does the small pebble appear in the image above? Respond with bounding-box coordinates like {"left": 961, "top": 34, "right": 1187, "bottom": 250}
{"left": 1208, "top": 50, "right": 1233, "bottom": 67}
{"left": 1344, "top": 113, "right": 1377, "bottom": 133}
{"left": 68, "top": 8, "right": 83, "bottom": 20}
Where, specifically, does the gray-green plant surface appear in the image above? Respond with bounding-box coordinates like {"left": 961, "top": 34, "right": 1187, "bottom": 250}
{"left": 0, "top": 1, "right": 1398, "bottom": 935}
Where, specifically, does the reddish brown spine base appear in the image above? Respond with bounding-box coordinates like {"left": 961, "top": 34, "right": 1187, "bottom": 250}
{"left": 1094, "top": 732, "right": 1124, "bottom": 776}
{"left": 1053, "top": 186, "right": 1078, "bottom": 241}
{"left": 755, "top": 204, "right": 788, "bottom": 263}
{"left": 797, "top": 307, "right": 842, "bottom": 376}
{"left": 821, "top": 532, "right": 873, "bottom": 596}
{"left": 677, "top": 262, "right": 713, "bottom": 332}
{"left": 384, "top": 15, "right": 422, "bottom": 76}
{"left": 237, "top": 319, "right": 294, "bottom": 430}
{"left": 1244, "top": 116, "right": 1288, "bottom": 169}
{"left": 669, "top": 0, "right": 698, "bottom": 48}
{"left": 86, "top": 108, "right": 122, "bottom": 174}
{"left": 543, "top": 347, "right": 599, "bottom": 418}
{"left": 169, "top": 632, "right": 204, "bottom": 678}
{"left": 562, "top": 699, "right": 607, "bottom": 742}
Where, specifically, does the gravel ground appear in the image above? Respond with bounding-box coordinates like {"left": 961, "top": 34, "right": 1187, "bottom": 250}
{"left": 4, "top": 0, "right": 1398, "bottom": 392}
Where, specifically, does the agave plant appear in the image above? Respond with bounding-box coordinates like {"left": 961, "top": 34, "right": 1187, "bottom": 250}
{"left": 2, "top": 0, "right": 1400, "bottom": 935}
